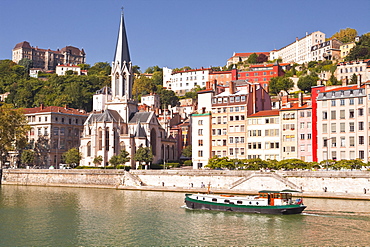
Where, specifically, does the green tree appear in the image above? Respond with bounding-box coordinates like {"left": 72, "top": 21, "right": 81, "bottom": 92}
{"left": 21, "top": 150, "right": 35, "bottom": 167}
{"left": 181, "top": 145, "right": 192, "bottom": 158}
{"left": 134, "top": 146, "right": 153, "bottom": 169}
{"left": 78, "top": 64, "right": 91, "bottom": 70}
{"left": 328, "top": 74, "right": 340, "bottom": 85}
{"left": 144, "top": 66, "right": 162, "bottom": 74}
{"left": 269, "top": 77, "right": 294, "bottom": 95}
{"left": 247, "top": 53, "right": 258, "bottom": 64}
{"left": 331, "top": 28, "right": 358, "bottom": 43}
{"left": 62, "top": 148, "right": 81, "bottom": 167}
{"left": 109, "top": 150, "right": 131, "bottom": 168}
{"left": 345, "top": 33, "right": 370, "bottom": 61}
{"left": 350, "top": 73, "right": 357, "bottom": 84}
{"left": 158, "top": 87, "right": 179, "bottom": 109}
{"left": 93, "top": 155, "right": 103, "bottom": 167}
{"left": 0, "top": 104, "right": 29, "bottom": 168}
{"left": 256, "top": 53, "right": 268, "bottom": 63}
{"left": 18, "top": 58, "right": 33, "bottom": 72}
{"left": 297, "top": 75, "right": 317, "bottom": 93}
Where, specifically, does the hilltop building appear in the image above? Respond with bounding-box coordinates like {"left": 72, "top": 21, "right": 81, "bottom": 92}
{"left": 12, "top": 41, "right": 85, "bottom": 71}
{"left": 79, "top": 11, "right": 176, "bottom": 168}
{"left": 226, "top": 52, "right": 270, "bottom": 67}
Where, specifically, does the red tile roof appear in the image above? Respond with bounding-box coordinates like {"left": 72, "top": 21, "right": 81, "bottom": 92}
{"left": 323, "top": 84, "right": 365, "bottom": 93}
{"left": 248, "top": 109, "right": 280, "bottom": 117}
{"left": 23, "top": 106, "right": 87, "bottom": 116}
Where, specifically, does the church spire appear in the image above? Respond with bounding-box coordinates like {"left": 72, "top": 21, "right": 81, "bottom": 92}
{"left": 114, "top": 8, "right": 130, "bottom": 64}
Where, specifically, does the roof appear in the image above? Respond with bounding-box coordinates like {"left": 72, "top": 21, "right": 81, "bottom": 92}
{"left": 280, "top": 102, "right": 311, "bottom": 111}
{"left": 231, "top": 52, "right": 270, "bottom": 58}
{"left": 323, "top": 84, "right": 365, "bottom": 93}
{"left": 13, "top": 41, "right": 31, "bottom": 49}
{"left": 134, "top": 121, "right": 147, "bottom": 138}
{"left": 128, "top": 112, "right": 153, "bottom": 124}
{"left": 23, "top": 105, "right": 87, "bottom": 116}
{"left": 172, "top": 67, "right": 211, "bottom": 75}
{"left": 86, "top": 109, "right": 123, "bottom": 124}
{"left": 249, "top": 62, "right": 290, "bottom": 68}
{"left": 248, "top": 109, "right": 279, "bottom": 117}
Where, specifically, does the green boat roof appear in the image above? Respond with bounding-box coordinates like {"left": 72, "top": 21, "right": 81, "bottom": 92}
{"left": 259, "top": 189, "right": 302, "bottom": 193}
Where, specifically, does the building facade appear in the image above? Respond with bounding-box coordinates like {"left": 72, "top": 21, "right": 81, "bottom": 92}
{"left": 24, "top": 105, "right": 88, "bottom": 168}
{"left": 79, "top": 11, "right": 176, "bottom": 168}
{"left": 12, "top": 41, "right": 85, "bottom": 71}
{"left": 226, "top": 52, "right": 270, "bottom": 67}
{"left": 269, "top": 31, "right": 326, "bottom": 64}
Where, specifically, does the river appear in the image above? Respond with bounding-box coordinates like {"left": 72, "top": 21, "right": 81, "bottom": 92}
{"left": 0, "top": 185, "right": 369, "bottom": 246}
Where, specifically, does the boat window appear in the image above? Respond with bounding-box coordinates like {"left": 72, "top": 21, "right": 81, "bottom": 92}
{"left": 203, "top": 197, "right": 205, "bottom": 200}
{"left": 224, "top": 200, "right": 230, "bottom": 203}
{"left": 249, "top": 202, "right": 252, "bottom": 205}
{"left": 237, "top": 201, "right": 243, "bottom": 204}
{"left": 256, "top": 202, "right": 259, "bottom": 205}
{"left": 212, "top": 198, "right": 217, "bottom": 202}
{"left": 276, "top": 194, "right": 281, "bottom": 198}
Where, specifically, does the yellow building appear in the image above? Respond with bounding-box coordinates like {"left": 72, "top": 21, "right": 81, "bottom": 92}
{"left": 340, "top": 42, "right": 356, "bottom": 59}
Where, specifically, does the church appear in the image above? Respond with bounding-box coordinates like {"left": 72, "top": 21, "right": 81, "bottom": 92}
{"left": 79, "top": 11, "right": 177, "bottom": 168}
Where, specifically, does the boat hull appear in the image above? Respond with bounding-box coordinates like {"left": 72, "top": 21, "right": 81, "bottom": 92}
{"left": 185, "top": 197, "right": 306, "bottom": 215}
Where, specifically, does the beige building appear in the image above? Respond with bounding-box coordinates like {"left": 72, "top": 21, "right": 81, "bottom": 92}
{"left": 12, "top": 41, "right": 85, "bottom": 71}
{"left": 24, "top": 105, "right": 88, "bottom": 168}
{"left": 335, "top": 59, "right": 370, "bottom": 83}
{"left": 340, "top": 42, "right": 356, "bottom": 59}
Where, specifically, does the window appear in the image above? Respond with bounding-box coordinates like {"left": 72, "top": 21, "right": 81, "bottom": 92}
{"left": 198, "top": 150, "right": 203, "bottom": 157}
{"left": 349, "top": 109, "right": 355, "bottom": 118}
{"left": 349, "top": 98, "right": 354, "bottom": 105}
{"left": 359, "top": 136, "right": 364, "bottom": 145}
{"left": 198, "top": 120, "right": 203, "bottom": 125}
{"left": 198, "top": 140, "right": 203, "bottom": 146}
{"left": 340, "top": 110, "right": 345, "bottom": 119}
{"left": 340, "top": 123, "right": 345, "bottom": 132}
{"left": 340, "top": 99, "right": 345, "bottom": 106}
{"left": 359, "top": 122, "right": 364, "bottom": 130}
{"left": 340, "top": 137, "right": 345, "bottom": 147}
{"left": 349, "top": 136, "right": 355, "bottom": 146}
{"left": 307, "top": 134, "right": 312, "bottom": 140}
{"left": 359, "top": 150, "right": 365, "bottom": 159}
{"left": 349, "top": 122, "right": 355, "bottom": 132}
{"left": 331, "top": 123, "right": 336, "bottom": 133}
{"left": 322, "top": 123, "right": 327, "bottom": 133}
{"left": 198, "top": 129, "right": 203, "bottom": 136}
{"left": 331, "top": 111, "right": 336, "bottom": 119}
{"left": 359, "top": 97, "right": 364, "bottom": 104}
{"left": 300, "top": 134, "right": 305, "bottom": 140}
{"left": 331, "top": 100, "right": 336, "bottom": 106}
{"left": 359, "top": 108, "right": 364, "bottom": 116}
{"left": 322, "top": 111, "right": 328, "bottom": 120}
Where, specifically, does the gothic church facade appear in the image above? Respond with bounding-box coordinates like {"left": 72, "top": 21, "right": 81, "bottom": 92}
{"left": 79, "top": 11, "right": 177, "bottom": 167}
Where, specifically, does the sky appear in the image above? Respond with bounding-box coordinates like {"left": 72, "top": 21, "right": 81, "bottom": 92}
{"left": 0, "top": 0, "right": 369, "bottom": 72}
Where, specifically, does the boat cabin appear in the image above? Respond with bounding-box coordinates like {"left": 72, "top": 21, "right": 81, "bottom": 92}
{"left": 258, "top": 190, "right": 298, "bottom": 206}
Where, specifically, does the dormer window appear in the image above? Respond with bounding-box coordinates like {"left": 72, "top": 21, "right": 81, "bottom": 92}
{"left": 230, "top": 97, "right": 234, "bottom": 103}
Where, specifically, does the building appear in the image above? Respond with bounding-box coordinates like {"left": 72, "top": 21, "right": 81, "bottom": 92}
{"left": 191, "top": 112, "right": 212, "bottom": 169}
{"left": 12, "top": 41, "right": 85, "bottom": 71}
{"left": 335, "top": 59, "right": 370, "bottom": 84}
{"left": 163, "top": 67, "right": 211, "bottom": 96}
{"left": 209, "top": 70, "right": 232, "bottom": 86}
{"left": 56, "top": 64, "right": 81, "bottom": 76}
{"left": 227, "top": 52, "right": 270, "bottom": 67}
{"left": 269, "top": 31, "right": 326, "bottom": 64}
{"left": 79, "top": 11, "right": 176, "bottom": 168}
{"left": 340, "top": 42, "right": 356, "bottom": 59}
{"left": 24, "top": 105, "right": 88, "bottom": 168}
{"left": 310, "top": 39, "right": 342, "bottom": 61}
{"left": 315, "top": 83, "right": 369, "bottom": 162}
{"left": 247, "top": 110, "right": 280, "bottom": 160}
{"left": 231, "top": 62, "right": 288, "bottom": 90}
{"left": 140, "top": 93, "right": 160, "bottom": 110}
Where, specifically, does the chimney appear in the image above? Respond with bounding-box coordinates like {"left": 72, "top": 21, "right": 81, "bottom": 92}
{"left": 357, "top": 74, "right": 362, "bottom": 88}
{"left": 298, "top": 92, "right": 303, "bottom": 107}
{"left": 282, "top": 93, "right": 289, "bottom": 105}
{"left": 229, "top": 81, "right": 235, "bottom": 94}
{"left": 342, "top": 77, "right": 347, "bottom": 87}
{"left": 206, "top": 81, "right": 211, "bottom": 89}
{"left": 202, "top": 107, "right": 206, "bottom": 114}
{"left": 64, "top": 104, "right": 68, "bottom": 109}
{"left": 40, "top": 104, "right": 44, "bottom": 110}
{"left": 212, "top": 80, "right": 217, "bottom": 92}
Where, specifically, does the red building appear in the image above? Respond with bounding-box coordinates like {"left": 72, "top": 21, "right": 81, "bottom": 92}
{"left": 231, "top": 63, "right": 290, "bottom": 90}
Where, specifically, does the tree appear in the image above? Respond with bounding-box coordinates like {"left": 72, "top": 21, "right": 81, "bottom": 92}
{"left": 247, "top": 53, "right": 258, "bottom": 64}
{"left": 93, "top": 155, "right": 103, "bottom": 167}
{"left": 21, "top": 150, "right": 35, "bottom": 167}
{"left": 269, "top": 77, "right": 294, "bottom": 95}
{"left": 350, "top": 73, "right": 357, "bottom": 84}
{"left": 331, "top": 28, "right": 358, "bottom": 43}
{"left": 18, "top": 58, "right": 33, "bottom": 72}
{"left": 134, "top": 146, "right": 153, "bottom": 169}
{"left": 256, "top": 53, "right": 268, "bottom": 63}
{"left": 109, "top": 150, "right": 130, "bottom": 168}
{"left": 62, "top": 148, "right": 81, "bottom": 167}
{"left": 144, "top": 66, "right": 162, "bottom": 74}
{"left": 345, "top": 33, "right": 370, "bottom": 61}
{"left": 328, "top": 74, "right": 340, "bottom": 85}
{"left": 0, "top": 104, "right": 30, "bottom": 168}
{"left": 181, "top": 145, "right": 192, "bottom": 158}
{"left": 297, "top": 75, "right": 317, "bottom": 93}
{"left": 158, "top": 87, "right": 179, "bottom": 109}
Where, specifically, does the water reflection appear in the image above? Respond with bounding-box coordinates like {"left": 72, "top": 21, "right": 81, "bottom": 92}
{"left": 0, "top": 185, "right": 370, "bottom": 246}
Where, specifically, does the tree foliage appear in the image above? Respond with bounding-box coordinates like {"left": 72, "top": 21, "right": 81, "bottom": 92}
{"left": 0, "top": 104, "right": 30, "bottom": 167}
{"left": 62, "top": 147, "right": 81, "bottom": 166}
{"left": 345, "top": 33, "right": 370, "bottom": 61}
{"left": 269, "top": 77, "right": 294, "bottom": 95}
{"left": 247, "top": 53, "right": 258, "bottom": 64}
{"left": 181, "top": 145, "right": 192, "bottom": 158}
{"left": 331, "top": 28, "right": 358, "bottom": 43}
{"left": 297, "top": 75, "right": 318, "bottom": 93}
{"left": 21, "top": 150, "right": 35, "bottom": 167}
{"left": 134, "top": 146, "right": 153, "bottom": 168}
{"left": 109, "top": 150, "right": 130, "bottom": 168}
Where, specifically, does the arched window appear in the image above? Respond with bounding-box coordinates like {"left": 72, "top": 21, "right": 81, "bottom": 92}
{"left": 98, "top": 128, "right": 102, "bottom": 150}
{"left": 105, "top": 128, "right": 109, "bottom": 150}
{"left": 120, "top": 142, "right": 125, "bottom": 151}
{"left": 87, "top": 142, "right": 91, "bottom": 157}
{"left": 115, "top": 72, "right": 120, "bottom": 96}
{"left": 150, "top": 128, "right": 157, "bottom": 155}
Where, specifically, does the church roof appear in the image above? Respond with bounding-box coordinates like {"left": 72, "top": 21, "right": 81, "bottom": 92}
{"left": 114, "top": 11, "right": 130, "bottom": 64}
{"left": 86, "top": 109, "right": 123, "bottom": 124}
{"left": 129, "top": 112, "right": 153, "bottom": 124}
{"left": 134, "top": 121, "right": 147, "bottom": 138}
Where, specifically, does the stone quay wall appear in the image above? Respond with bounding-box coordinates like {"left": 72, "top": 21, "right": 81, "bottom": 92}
{"left": 2, "top": 169, "right": 370, "bottom": 195}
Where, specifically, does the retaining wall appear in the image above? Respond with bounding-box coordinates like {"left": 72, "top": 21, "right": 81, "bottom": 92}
{"left": 2, "top": 169, "right": 370, "bottom": 194}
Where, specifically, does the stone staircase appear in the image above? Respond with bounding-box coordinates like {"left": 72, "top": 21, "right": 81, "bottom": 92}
{"left": 229, "top": 172, "right": 300, "bottom": 190}
{"left": 124, "top": 171, "right": 145, "bottom": 186}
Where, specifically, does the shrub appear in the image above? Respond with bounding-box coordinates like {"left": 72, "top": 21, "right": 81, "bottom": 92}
{"left": 184, "top": 160, "right": 192, "bottom": 166}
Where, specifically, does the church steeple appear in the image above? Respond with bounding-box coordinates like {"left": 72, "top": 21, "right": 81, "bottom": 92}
{"left": 111, "top": 9, "right": 133, "bottom": 99}
{"left": 114, "top": 9, "right": 130, "bottom": 64}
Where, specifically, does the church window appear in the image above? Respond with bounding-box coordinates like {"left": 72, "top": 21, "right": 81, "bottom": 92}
{"left": 106, "top": 128, "right": 109, "bottom": 150}
{"left": 87, "top": 142, "right": 91, "bottom": 157}
{"left": 98, "top": 128, "right": 103, "bottom": 150}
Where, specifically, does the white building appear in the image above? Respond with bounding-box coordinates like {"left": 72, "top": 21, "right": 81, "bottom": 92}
{"left": 247, "top": 110, "right": 280, "bottom": 160}
{"left": 316, "top": 83, "right": 368, "bottom": 162}
{"left": 270, "top": 31, "right": 326, "bottom": 64}
{"left": 141, "top": 93, "right": 160, "bottom": 109}
{"left": 310, "top": 39, "right": 342, "bottom": 61}
{"left": 56, "top": 64, "right": 81, "bottom": 76}
{"left": 335, "top": 59, "right": 370, "bottom": 84}
{"left": 191, "top": 112, "right": 212, "bottom": 169}
{"left": 163, "top": 67, "right": 211, "bottom": 96}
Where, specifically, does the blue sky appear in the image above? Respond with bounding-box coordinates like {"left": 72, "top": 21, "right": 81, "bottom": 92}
{"left": 1, "top": 0, "right": 369, "bottom": 71}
